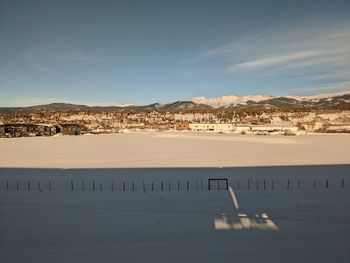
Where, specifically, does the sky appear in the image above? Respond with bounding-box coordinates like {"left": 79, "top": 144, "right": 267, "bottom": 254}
{"left": 1, "top": 0, "right": 350, "bottom": 107}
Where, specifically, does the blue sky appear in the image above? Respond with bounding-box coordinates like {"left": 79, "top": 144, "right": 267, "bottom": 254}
{"left": 1, "top": 0, "right": 350, "bottom": 106}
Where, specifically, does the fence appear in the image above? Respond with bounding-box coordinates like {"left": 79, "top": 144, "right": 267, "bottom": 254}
{"left": 0, "top": 177, "right": 347, "bottom": 193}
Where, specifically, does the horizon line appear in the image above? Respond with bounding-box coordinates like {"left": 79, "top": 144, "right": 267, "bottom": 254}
{"left": 1, "top": 88, "right": 350, "bottom": 108}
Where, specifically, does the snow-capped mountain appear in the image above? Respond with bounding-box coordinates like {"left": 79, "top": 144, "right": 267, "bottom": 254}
{"left": 287, "top": 89, "right": 350, "bottom": 102}
{"left": 190, "top": 94, "right": 273, "bottom": 108}
{"left": 1, "top": 90, "right": 349, "bottom": 113}
{"left": 190, "top": 90, "right": 350, "bottom": 108}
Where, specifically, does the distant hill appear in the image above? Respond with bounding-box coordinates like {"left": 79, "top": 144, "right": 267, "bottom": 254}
{"left": 0, "top": 103, "right": 122, "bottom": 114}
{"left": 141, "top": 101, "right": 213, "bottom": 111}
{"left": 1, "top": 90, "right": 349, "bottom": 114}
{"left": 222, "top": 94, "right": 350, "bottom": 110}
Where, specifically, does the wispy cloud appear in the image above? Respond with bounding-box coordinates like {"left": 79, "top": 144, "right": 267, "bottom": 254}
{"left": 229, "top": 50, "right": 320, "bottom": 71}
{"left": 187, "top": 21, "right": 350, "bottom": 94}
{"left": 22, "top": 51, "right": 56, "bottom": 72}
{"left": 22, "top": 39, "right": 105, "bottom": 71}
{"left": 288, "top": 80, "right": 350, "bottom": 95}
{"left": 310, "top": 70, "right": 350, "bottom": 81}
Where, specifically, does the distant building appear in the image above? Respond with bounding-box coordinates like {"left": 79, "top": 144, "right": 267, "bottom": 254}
{"left": 36, "top": 124, "right": 57, "bottom": 136}
{"left": 112, "top": 123, "right": 145, "bottom": 129}
{"left": 299, "top": 121, "right": 326, "bottom": 131}
{"left": 0, "top": 124, "right": 57, "bottom": 138}
{"left": 175, "top": 122, "right": 190, "bottom": 130}
{"left": 327, "top": 125, "right": 350, "bottom": 132}
{"left": 189, "top": 123, "right": 235, "bottom": 132}
{"left": 59, "top": 124, "right": 82, "bottom": 135}
{"left": 235, "top": 124, "right": 298, "bottom": 134}
{"left": 0, "top": 125, "right": 5, "bottom": 137}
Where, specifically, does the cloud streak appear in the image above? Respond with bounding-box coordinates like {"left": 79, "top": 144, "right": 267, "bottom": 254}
{"left": 187, "top": 21, "right": 350, "bottom": 94}
{"left": 229, "top": 51, "right": 320, "bottom": 71}
{"left": 22, "top": 39, "right": 105, "bottom": 71}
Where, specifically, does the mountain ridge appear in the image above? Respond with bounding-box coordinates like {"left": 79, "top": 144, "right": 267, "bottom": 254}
{"left": 1, "top": 90, "right": 350, "bottom": 113}
{"left": 189, "top": 89, "right": 350, "bottom": 108}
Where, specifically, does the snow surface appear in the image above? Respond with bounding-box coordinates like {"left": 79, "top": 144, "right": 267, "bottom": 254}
{"left": 1, "top": 131, "right": 349, "bottom": 168}
{"left": 1, "top": 132, "right": 350, "bottom": 263}
{"left": 0, "top": 166, "right": 349, "bottom": 263}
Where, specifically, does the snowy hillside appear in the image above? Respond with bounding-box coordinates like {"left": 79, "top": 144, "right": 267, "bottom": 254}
{"left": 190, "top": 90, "right": 350, "bottom": 108}
{"left": 190, "top": 94, "right": 273, "bottom": 108}
{"left": 287, "top": 89, "right": 350, "bottom": 102}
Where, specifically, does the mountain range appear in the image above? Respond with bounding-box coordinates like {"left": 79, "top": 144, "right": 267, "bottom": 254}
{"left": 1, "top": 90, "right": 350, "bottom": 114}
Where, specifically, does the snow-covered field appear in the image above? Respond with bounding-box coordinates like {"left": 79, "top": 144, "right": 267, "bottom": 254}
{"left": 1, "top": 132, "right": 350, "bottom": 262}
{"left": 0, "top": 131, "right": 350, "bottom": 168}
